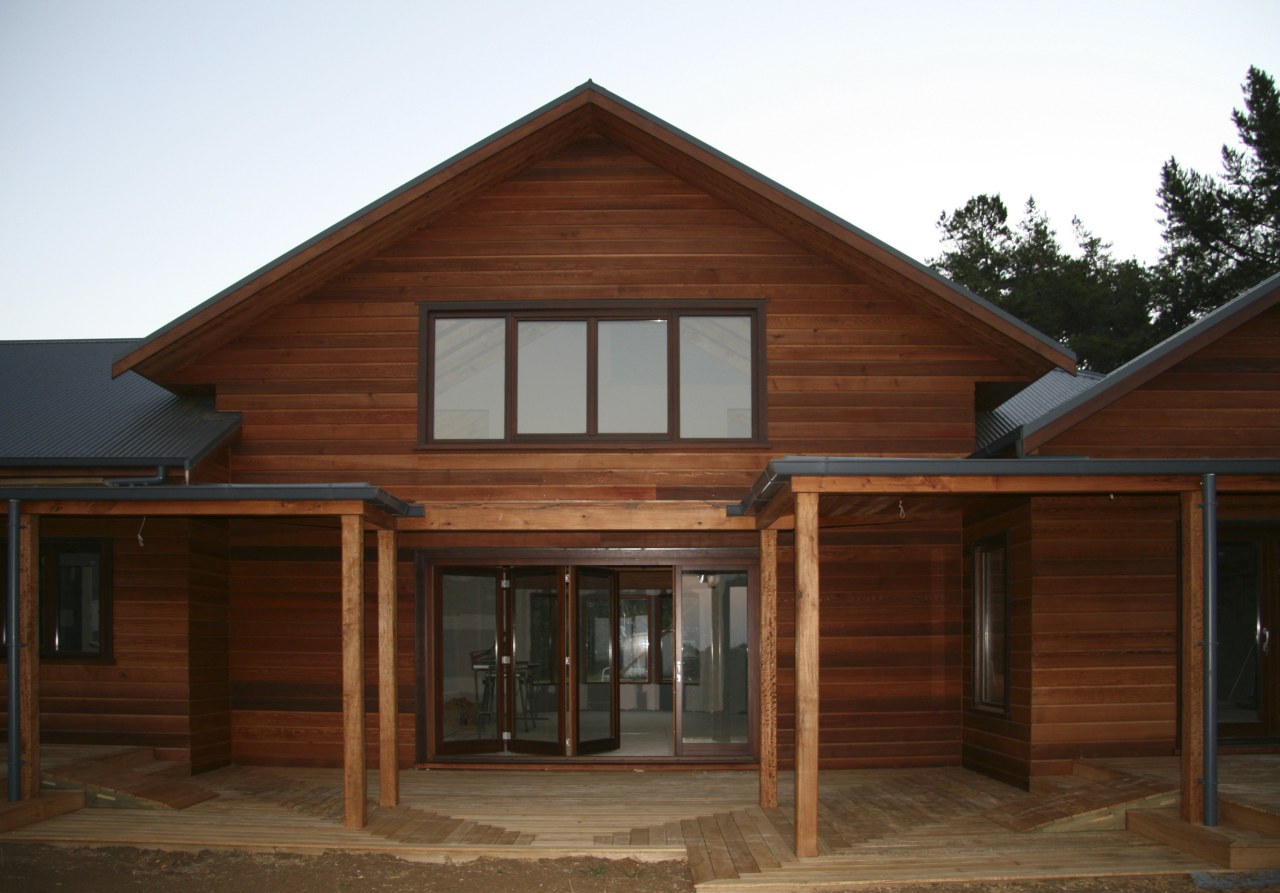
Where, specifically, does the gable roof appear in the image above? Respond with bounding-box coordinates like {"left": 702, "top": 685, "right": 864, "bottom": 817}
{"left": 974, "top": 368, "right": 1105, "bottom": 456}
{"left": 113, "top": 82, "right": 1074, "bottom": 386}
{"left": 1010, "top": 270, "right": 1280, "bottom": 455}
{"left": 0, "top": 339, "right": 240, "bottom": 470}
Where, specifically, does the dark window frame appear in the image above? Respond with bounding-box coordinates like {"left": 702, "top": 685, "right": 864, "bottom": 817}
{"left": 41, "top": 538, "right": 113, "bottom": 661}
{"left": 418, "top": 300, "right": 767, "bottom": 448}
{"left": 972, "top": 534, "right": 1010, "bottom": 714}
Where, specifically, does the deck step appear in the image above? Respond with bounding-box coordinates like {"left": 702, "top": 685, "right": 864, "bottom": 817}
{"left": 985, "top": 766, "right": 1177, "bottom": 832}
{"left": 41, "top": 748, "right": 216, "bottom": 810}
{"left": 0, "top": 790, "right": 85, "bottom": 831}
{"left": 1128, "top": 807, "right": 1280, "bottom": 869}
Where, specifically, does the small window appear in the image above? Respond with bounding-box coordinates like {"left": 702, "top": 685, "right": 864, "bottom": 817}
{"left": 43, "top": 540, "right": 112, "bottom": 659}
{"left": 421, "top": 301, "right": 764, "bottom": 445}
{"left": 973, "top": 536, "right": 1009, "bottom": 712}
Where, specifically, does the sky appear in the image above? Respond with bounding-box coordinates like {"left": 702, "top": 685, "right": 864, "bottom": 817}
{"left": 3, "top": 0, "right": 1278, "bottom": 341}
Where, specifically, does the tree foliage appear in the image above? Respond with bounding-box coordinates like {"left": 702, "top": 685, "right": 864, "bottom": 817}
{"left": 931, "top": 66, "right": 1280, "bottom": 372}
{"left": 1154, "top": 65, "right": 1280, "bottom": 333}
{"left": 932, "top": 195, "right": 1157, "bottom": 372}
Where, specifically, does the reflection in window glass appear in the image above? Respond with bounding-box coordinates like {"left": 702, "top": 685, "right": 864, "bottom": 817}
{"left": 598, "top": 320, "right": 667, "bottom": 433}
{"left": 53, "top": 550, "right": 101, "bottom": 655}
{"left": 518, "top": 321, "right": 587, "bottom": 434}
{"left": 433, "top": 318, "right": 506, "bottom": 440}
{"left": 974, "top": 538, "right": 1009, "bottom": 711}
{"left": 680, "top": 316, "right": 752, "bottom": 438}
{"left": 679, "top": 570, "right": 749, "bottom": 746}
{"left": 619, "top": 597, "right": 651, "bottom": 682}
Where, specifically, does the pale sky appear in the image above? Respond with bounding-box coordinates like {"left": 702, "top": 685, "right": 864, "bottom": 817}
{"left": 3, "top": 0, "right": 1278, "bottom": 341}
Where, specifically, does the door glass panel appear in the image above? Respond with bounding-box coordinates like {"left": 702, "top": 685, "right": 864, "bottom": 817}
{"left": 619, "top": 597, "right": 651, "bottom": 682}
{"left": 518, "top": 320, "right": 586, "bottom": 434}
{"left": 576, "top": 570, "right": 618, "bottom": 751}
{"left": 679, "top": 316, "right": 752, "bottom": 439}
{"left": 511, "top": 569, "right": 560, "bottom": 746}
{"left": 680, "top": 570, "right": 750, "bottom": 749}
{"left": 598, "top": 320, "right": 668, "bottom": 433}
{"left": 1219, "top": 542, "right": 1262, "bottom": 727}
{"left": 433, "top": 318, "right": 506, "bottom": 440}
{"left": 438, "top": 571, "right": 500, "bottom": 743}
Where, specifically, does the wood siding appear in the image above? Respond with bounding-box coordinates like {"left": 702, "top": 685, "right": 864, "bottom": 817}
{"left": 166, "top": 136, "right": 1030, "bottom": 506}
{"left": 1038, "top": 303, "right": 1280, "bottom": 458}
{"left": 776, "top": 519, "right": 962, "bottom": 770}
{"left": 1026, "top": 496, "right": 1180, "bottom": 776}
{"left": 2, "top": 517, "right": 229, "bottom": 766}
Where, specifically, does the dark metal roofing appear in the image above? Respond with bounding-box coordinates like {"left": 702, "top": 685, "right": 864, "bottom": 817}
{"left": 974, "top": 368, "right": 1104, "bottom": 455}
{"left": 0, "top": 339, "right": 241, "bottom": 468}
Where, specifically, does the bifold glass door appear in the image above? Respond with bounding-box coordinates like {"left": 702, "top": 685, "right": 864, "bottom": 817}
{"left": 428, "top": 560, "right": 753, "bottom": 760}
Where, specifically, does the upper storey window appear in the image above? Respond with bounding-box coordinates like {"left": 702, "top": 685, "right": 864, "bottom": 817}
{"left": 420, "top": 301, "right": 764, "bottom": 446}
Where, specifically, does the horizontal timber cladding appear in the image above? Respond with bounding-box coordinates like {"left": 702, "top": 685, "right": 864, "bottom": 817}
{"left": 161, "top": 136, "right": 1034, "bottom": 500}
{"left": 1026, "top": 495, "right": 1180, "bottom": 777}
{"left": 0, "top": 517, "right": 228, "bottom": 765}
{"left": 962, "top": 499, "right": 1033, "bottom": 788}
{"left": 227, "top": 519, "right": 418, "bottom": 768}
{"left": 775, "top": 516, "right": 963, "bottom": 770}
{"left": 1039, "top": 303, "right": 1280, "bottom": 459}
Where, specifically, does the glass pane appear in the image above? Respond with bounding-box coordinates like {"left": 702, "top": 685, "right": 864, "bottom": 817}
{"left": 679, "top": 316, "right": 753, "bottom": 438}
{"left": 659, "top": 595, "right": 674, "bottom": 683}
{"left": 598, "top": 320, "right": 668, "bottom": 433}
{"left": 680, "top": 570, "right": 749, "bottom": 746}
{"left": 975, "top": 542, "right": 1008, "bottom": 709}
{"left": 439, "top": 572, "right": 499, "bottom": 742}
{"left": 512, "top": 569, "right": 560, "bottom": 744}
{"left": 619, "top": 597, "right": 650, "bottom": 682}
{"left": 54, "top": 551, "right": 101, "bottom": 655}
{"left": 1219, "top": 542, "right": 1261, "bottom": 726}
{"left": 433, "top": 318, "right": 505, "bottom": 440}
{"left": 577, "top": 573, "right": 614, "bottom": 745}
{"left": 518, "top": 321, "right": 586, "bottom": 434}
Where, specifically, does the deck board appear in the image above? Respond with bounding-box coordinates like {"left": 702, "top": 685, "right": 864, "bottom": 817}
{"left": 7, "top": 751, "right": 1279, "bottom": 887}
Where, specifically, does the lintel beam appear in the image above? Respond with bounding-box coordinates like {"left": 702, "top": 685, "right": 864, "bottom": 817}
{"left": 407, "top": 500, "right": 754, "bottom": 532}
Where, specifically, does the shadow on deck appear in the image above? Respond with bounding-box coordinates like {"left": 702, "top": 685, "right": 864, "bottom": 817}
{"left": 3, "top": 747, "right": 1279, "bottom": 889}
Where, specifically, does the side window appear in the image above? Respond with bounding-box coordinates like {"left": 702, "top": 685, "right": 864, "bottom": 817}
{"left": 973, "top": 535, "right": 1009, "bottom": 712}
{"left": 43, "top": 540, "right": 112, "bottom": 659}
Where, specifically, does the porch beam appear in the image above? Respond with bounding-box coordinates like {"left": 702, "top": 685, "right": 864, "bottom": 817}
{"left": 794, "top": 491, "right": 820, "bottom": 858}
{"left": 407, "top": 501, "right": 756, "bottom": 532}
{"left": 19, "top": 513, "right": 40, "bottom": 800}
{"left": 377, "top": 528, "right": 399, "bottom": 808}
{"left": 14, "top": 499, "right": 387, "bottom": 521}
{"left": 759, "top": 528, "right": 778, "bottom": 810}
{"left": 1179, "top": 490, "right": 1205, "bottom": 823}
{"left": 788, "top": 474, "right": 1264, "bottom": 496}
{"left": 340, "top": 515, "right": 367, "bottom": 829}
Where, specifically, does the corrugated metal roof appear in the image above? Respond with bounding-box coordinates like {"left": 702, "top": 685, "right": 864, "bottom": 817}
{"left": 975, "top": 368, "right": 1104, "bottom": 454}
{"left": 0, "top": 339, "right": 240, "bottom": 467}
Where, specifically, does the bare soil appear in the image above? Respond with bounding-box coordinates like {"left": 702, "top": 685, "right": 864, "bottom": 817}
{"left": 2, "top": 842, "right": 1279, "bottom": 893}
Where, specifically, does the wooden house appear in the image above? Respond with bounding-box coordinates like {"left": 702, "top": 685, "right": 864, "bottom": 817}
{"left": 3, "top": 83, "right": 1278, "bottom": 856}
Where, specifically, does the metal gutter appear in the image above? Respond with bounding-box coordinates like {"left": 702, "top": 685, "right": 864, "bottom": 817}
{"left": 0, "top": 483, "right": 422, "bottom": 518}
{"left": 732, "top": 456, "right": 1280, "bottom": 516}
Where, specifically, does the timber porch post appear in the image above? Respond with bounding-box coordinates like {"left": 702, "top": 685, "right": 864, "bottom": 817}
{"left": 759, "top": 527, "right": 778, "bottom": 809}
{"left": 794, "top": 491, "right": 820, "bottom": 858}
{"left": 340, "top": 515, "right": 367, "bottom": 829}
{"left": 19, "top": 512, "right": 41, "bottom": 800}
{"left": 377, "top": 528, "right": 399, "bottom": 808}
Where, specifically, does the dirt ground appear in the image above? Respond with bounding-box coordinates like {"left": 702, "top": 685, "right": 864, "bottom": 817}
{"left": 1, "top": 843, "right": 1279, "bottom": 893}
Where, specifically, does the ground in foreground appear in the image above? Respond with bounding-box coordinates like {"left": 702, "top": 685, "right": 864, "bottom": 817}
{"left": 2, "top": 843, "right": 1279, "bottom": 893}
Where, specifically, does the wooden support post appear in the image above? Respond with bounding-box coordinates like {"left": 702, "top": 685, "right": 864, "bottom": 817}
{"left": 794, "top": 491, "right": 820, "bottom": 858}
{"left": 340, "top": 515, "right": 366, "bottom": 829}
{"left": 759, "top": 527, "right": 778, "bottom": 810}
{"left": 377, "top": 528, "right": 399, "bottom": 808}
{"left": 19, "top": 513, "right": 40, "bottom": 800}
{"left": 1180, "top": 490, "right": 1205, "bottom": 823}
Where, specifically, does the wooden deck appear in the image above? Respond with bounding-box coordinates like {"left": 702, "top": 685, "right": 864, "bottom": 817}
{"left": 4, "top": 748, "right": 1278, "bottom": 889}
